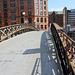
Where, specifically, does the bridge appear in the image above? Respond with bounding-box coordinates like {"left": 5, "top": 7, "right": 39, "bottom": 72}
{"left": 0, "top": 24, "right": 38, "bottom": 42}
{"left": 0, "top": 24, "right": 75, "bottom": 75}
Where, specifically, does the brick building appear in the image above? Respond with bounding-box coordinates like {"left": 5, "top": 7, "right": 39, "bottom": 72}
{"left": 0, "top": 0, "right": 48, "bottom": 31}
{"left": 63, "top": 7, "right": 75, "bottom": 34}
{"left": 48, "top": 11, "right": 63, "bottom": 27}
{"left": 63, "top": 7, "right": 75, "bottom": 27}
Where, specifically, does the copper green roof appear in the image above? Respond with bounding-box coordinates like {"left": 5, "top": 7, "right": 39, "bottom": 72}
{"left": 57, "top": 11, "right": 63, "bottom": 14}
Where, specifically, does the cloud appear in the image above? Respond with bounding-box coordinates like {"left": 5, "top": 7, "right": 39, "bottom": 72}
{"left": 49, "top": 7, "right": 64, "bottom": 11}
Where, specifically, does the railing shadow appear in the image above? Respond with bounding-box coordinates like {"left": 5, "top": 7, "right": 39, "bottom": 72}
{"left": 23, "top": 31, "right": 63, "bottom": 75}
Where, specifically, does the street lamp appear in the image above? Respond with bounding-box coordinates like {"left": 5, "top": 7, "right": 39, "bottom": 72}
{"left": 22, "top": 12, "right": 25, "bottom": 24}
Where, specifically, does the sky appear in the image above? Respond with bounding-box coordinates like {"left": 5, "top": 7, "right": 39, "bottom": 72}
{"left": 48, "top": 0, "right": 75, "bottom": 11}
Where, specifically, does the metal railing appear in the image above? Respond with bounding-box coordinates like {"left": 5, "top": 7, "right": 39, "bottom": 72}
{"left": 0, "top": 24, "right": 38, "bottom": 42}
{"left": 51, "top": 24, "right": 75, "bottom": 75}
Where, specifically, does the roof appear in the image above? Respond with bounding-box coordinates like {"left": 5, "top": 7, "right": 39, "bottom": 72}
{"left": 57, "top": 11, "right": 63, "bottom": 14}
{"left": 48, "top": 11, "right": 63, "bottom": 15}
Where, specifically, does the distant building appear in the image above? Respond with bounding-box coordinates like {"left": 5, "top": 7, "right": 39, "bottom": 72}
{"left": 63, "top": 7, "right": 75, "bottom": 29}
{"left": 48, "top": 11, "right": 63, "bottom": 27}
{"left": 0, "top": 0, "right": 48, "bottom": 31}
{"left": 63, "top": 7, "right": 75, "bottom": 39}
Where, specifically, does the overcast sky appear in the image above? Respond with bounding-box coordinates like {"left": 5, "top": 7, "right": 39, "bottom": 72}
{"left": 48, "top": 0, "right": 75, "bottom": 11}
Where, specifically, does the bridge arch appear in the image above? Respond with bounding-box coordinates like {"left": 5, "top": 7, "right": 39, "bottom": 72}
{"left": 0, "top": 24, "right": 38, "bottom": 42}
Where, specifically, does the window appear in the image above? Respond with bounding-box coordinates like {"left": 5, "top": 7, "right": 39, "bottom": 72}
{"left": 40, "top": 11, "right": 43, "bottom": 15}
{"left": 10, "top": 9, "right": 16, "bottom": 13}
{"left": 37, "top": 18, "right": 39, "bottom": 22}
{"left": 4, "top": 13, "right": 8, "bottom": 17}
{"left": 36, "top": 0, "right": 38, "bottom": 3}
{"left": 21, "top": 18, "right": 24, "bottom": 23}
{"left": 0, "top": 1, "right": 1, "bottom": 5}
{"left": 44, "top": 12, "right": 46, "bottom": 16}
{"left": 20, "top": 0, "right": 24, "bottom": 4}
{"left": 40, "top": 1, "right": 43, "bottom": 4}
{"left": 11, "top": 15, "right": 16, "bottom": 20}
{"left": 20, "top": 6, "right": 24, "bottom": 9}
{"left": 40, "top": 6, "right": 43, "bottom": 9}
{"left": 45, "top": 25, "right": 47, "bottom": 29}
{"left": 28, "top": 18, "right": 32, "bottom": 23}
{"left": 44, "top": 1, "right": 46, "bottom": 5}
{"left": 41, "top": 18, "right": 43, "bottom": 22}
{"left": 28, "top": 0, "right": 31, "bottom": 3}
{"left": 10, "top": 0, "right": 15, "bottom": 2}
{"left": 45, "top": 18, "right": 46, "bottom": 23}
{"left": 5, "top": 22, "right": 8, "bottom": 26}
{"left": 44, "top": 6, "right": 46, "bottom": 10}
{"left": 0, "top": 13, "right": 1, "bottom": 17}
{"left": 36, "top": 5, "right": 39, "bottom": 9}
{"left": 0, "top": 19, "right": 1, "bottom": 24}
{"left": 10, "top": 3, "right": 15, "bottom": 7}
{"left": 37, "top": 11, "right": 39, "bottom": 15}
{"left": 41, "top": 25, "right": 43, "bottom": 30}
{"left": 28, "top": 11, "right": 32, "bottom": 16}
{"left": 3, "top": 2, "right": 7, "bottom": 4}
{"left": 28, "top": 5, "right": 31, "bottom": 9}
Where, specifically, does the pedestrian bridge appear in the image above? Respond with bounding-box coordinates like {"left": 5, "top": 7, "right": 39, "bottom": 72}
{"left": 0, "top": 24, "right": 75, "bottom": 75}
{"left": 0, "top": 30, "right": 63, "bottom": 75}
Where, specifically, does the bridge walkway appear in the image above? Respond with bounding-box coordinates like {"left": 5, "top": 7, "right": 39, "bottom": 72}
{"left": 0, "top": 31, "right": 63, "bottom": 75}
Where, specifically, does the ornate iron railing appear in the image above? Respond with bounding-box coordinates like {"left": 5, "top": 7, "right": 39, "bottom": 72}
{"left": 51, "top": 24, "right": 75, "bottom": 75}
{"left": 0, "top": 24, "right": 38, "bottom": 42}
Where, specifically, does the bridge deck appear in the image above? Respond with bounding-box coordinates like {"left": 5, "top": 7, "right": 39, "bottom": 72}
{"left": 0, "top": 31, "right": 63, "bottom": 75}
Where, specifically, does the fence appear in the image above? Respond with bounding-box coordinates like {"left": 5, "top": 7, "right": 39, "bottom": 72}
{"left": 0, "top": 24, "right": 38, "bottom": 42}
{"left": 51, "top": 24, "right": 75, "bottom": 75}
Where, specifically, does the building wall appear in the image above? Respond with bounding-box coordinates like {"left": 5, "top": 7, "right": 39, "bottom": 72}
{"left": 48, "top": 11, "right": 63, "bottom": 27}
{"left": 55, "top": 14, "right": 63, "bottom": 27}
{"left": 63, "top": 7, "right": 75, "bottom": 33}
{"left": 63, "top": 7, "right": 75, "bottom": 27}
{"left": 34, "top": 0, "right": 48, "bottom": 31}
{"left": 48, "top": 14, "right": 53, "bottom": 27}
{"left": 0, "top": 0, "right": 4, "bottom": 27}
{"left": 67, "top": 10, "right": 75, "bottom": 26}
{"left": 0, "top": 0, "right": 48, "bottom": 31}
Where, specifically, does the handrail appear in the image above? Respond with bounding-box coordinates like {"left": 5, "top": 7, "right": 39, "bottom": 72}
{"left": 59, "top": 30, "right": 75, "bottom": 43}
{"left": 51, "top": 23, "right": 75, "bottom": 75}
{"left": 0, "top": 24, "right": 38, "bottom": 42}
{"left": 53, "top": 23, "right": 75, "bottom": 43}
{"left": 0, "top": 24, "right": 37, "bottom": 30}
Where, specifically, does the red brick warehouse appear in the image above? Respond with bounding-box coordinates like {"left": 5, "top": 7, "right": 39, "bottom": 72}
{"left": 0, "top": 0, "right": 48, "bottom": 31}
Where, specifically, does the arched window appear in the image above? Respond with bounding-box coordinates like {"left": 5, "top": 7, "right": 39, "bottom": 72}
{"left": 41, "top": 25, "right": 43, "bottom": 30}
{"left": 37, "top": 18, "right": 39, "bottom": 22}
{"left": 45, "top": 25, "right": 47, "bottom": 29}
{"left": 41, "top": 18, "right": 43, "bottom": 23}
{"left": 21, "top": 18, "right": 24, "bottom": 23}
{"left": 45, "top": 18, "right": 46, "bottom": 23}
{"left": 5, "top": 22, "right": 8, "bottom": 26}
{"left": 28, "top": 18, "right": 32, "bottom": 23}
{"left": 0, "top": 19, "right": 2, "bottom": 24}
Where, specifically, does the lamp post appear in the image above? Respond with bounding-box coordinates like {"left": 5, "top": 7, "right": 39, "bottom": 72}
{"left": 22, "top": 12, "right": 25, "bottom": 24}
